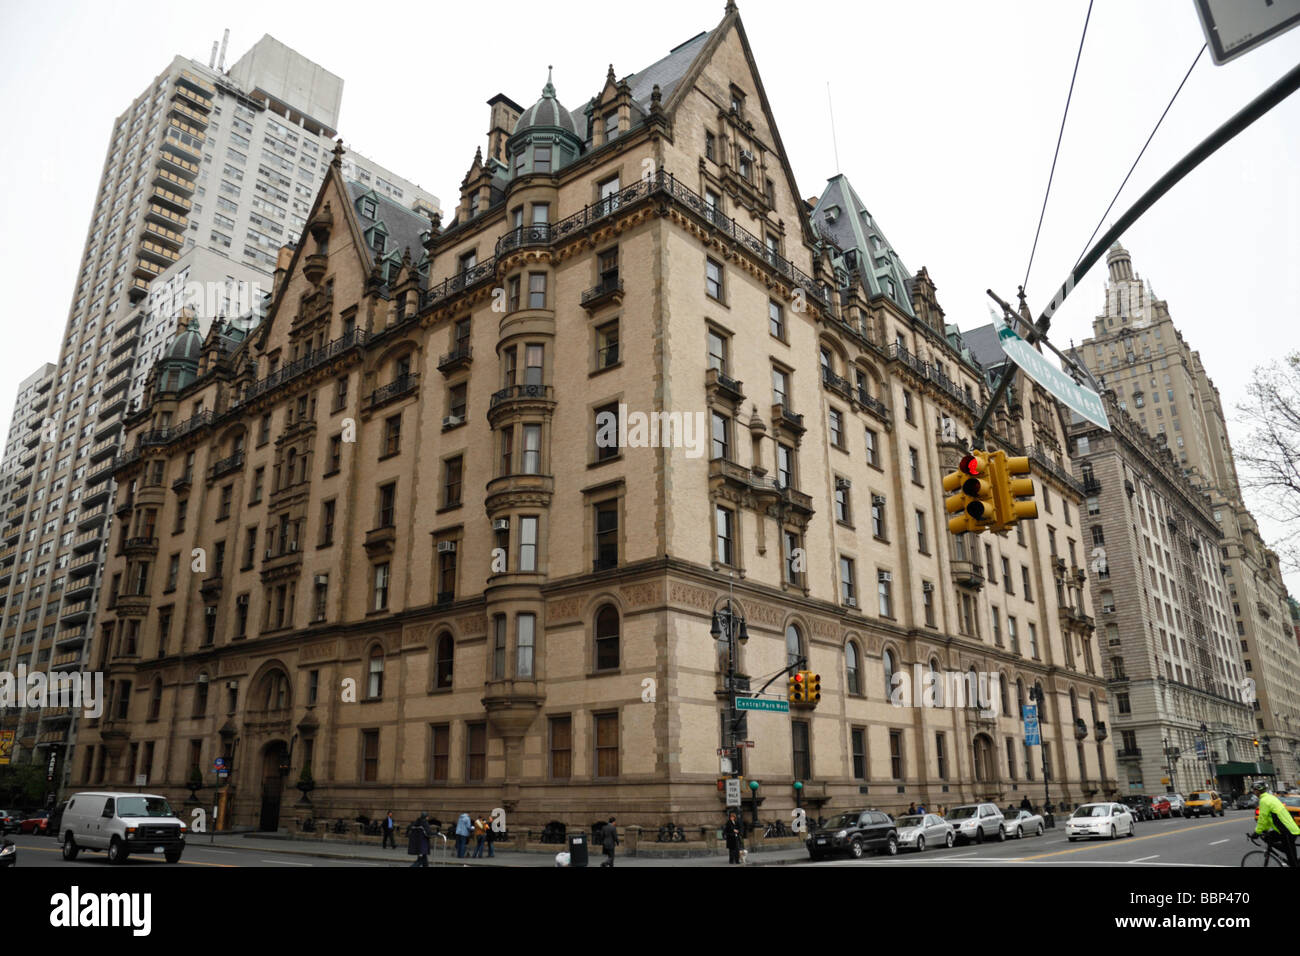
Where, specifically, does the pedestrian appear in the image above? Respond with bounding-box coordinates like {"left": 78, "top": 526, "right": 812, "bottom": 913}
{"left": 484, "top": 814, "right": 497, "bottom": 858}
{"left": 907, "top": 802, "right": 917, "bottom": 815}
{"left": 723, "top": 811, "right": 744, "bottom": 865}
{"left": 407, "top": 813, "right": 431, "bottom": 867}
{"left": 382, "top": 810, "right": 397, "bottom": 849}
{"left": 455, "top": 811, "right": 472, "bottom": 858}
{"left": 600, "top": 816, "right": 619, "bottom": 867}
{"left": 916, "top": 803, "right": 926, "bottom": 815}
{"left": 471, "top": 814, "right": 487, "bottom": 858}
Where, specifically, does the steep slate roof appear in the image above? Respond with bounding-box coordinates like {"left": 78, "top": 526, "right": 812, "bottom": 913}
{"left": 959, "top": 322, "right": 1011, "bottom": 385}
{"left": 810, "top": 174, "right": 915, "bottom": 317}
{"left": 626, "top": 30, "right": 712, "bottom": 108}
{"left": 346, "top": 180, "right": 434, "bottom": 282}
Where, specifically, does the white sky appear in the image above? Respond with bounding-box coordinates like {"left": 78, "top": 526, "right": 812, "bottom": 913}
{"left": 1, "top": 0, "right": 1297, "bottom": 592}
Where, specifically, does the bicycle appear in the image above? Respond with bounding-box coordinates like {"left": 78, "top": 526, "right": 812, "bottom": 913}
{"left": 656, "top": 822, "right": 685, "bottom": 842}
{"left": 1241, "top": 832, "right": 1295, "bottom": 867}
{"left": 763, "top": 819, "right": 790, "bottom": 838}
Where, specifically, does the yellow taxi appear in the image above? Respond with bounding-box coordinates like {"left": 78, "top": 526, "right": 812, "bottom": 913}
{"left": 1183, "top": 790, "right": 1223, "bottom": 817}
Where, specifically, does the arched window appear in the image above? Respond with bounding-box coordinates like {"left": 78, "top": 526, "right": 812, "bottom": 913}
{"left": 595, "top": 605, "right": 620, "bottom": 670}
{"left": 1070, "top": 689, "right": 1080, "bottom": 722}
{"left": 929, "top": 658, "right": 942, "bottom": 707}
{"left": 434, "top": 633, "right": 454, "bottom": 689}
{"left": 1016, "top": 678, "right": 1025, "bottom": 715}
{"left": 148, "top": 678, "right": 162, "bottom": 720}
{"left": 1089, "top": 691, "right": 1099, "bottom": 723}
{"left": 973, "top": 735, "right": 995, "bottom": 782}
{"left": 968, "top": 665, "right": 980, "bottom": 709}
{"left": 193, "top": 672, "right": 209, "bottom": 718}
{"left": 845, "top": 641, "right": 860, "bottom": 695}
{"left": 263, "top": 671, "right": 288, "bottom": 710}
{"left": 785, "top": 624, "right": 803, "bottom": 669}
{"left": 999, "top": 673, "right": 1010, "bottom": 717}
{"left": 367, "top": 647, "right": 384, "bottom": 699}
{"left": 883, "top": 649, "right": 895, "bottom": 697}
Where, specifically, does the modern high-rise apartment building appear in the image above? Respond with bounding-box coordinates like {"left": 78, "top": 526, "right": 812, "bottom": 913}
{"left": 0, "top": 34, "right": 437, "bottom": 792}
{"left": 75, "top": 4, "right": 1110, "bottom": 831}
{"left": 1067, "top": 392, "right": 1255, "bottom": 796}
{"left": 1075, "top": 244, "right": 1297, "bottom": 784}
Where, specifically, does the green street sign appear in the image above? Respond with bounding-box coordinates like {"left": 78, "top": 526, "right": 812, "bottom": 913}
{"left": 991, "top": 311, "right": 1109, "bottom": 430}
{"left": 735, "top": 697, "right": 790, "bottom": 713}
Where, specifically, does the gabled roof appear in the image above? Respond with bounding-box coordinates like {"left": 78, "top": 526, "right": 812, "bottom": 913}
{"left": 347, "top": 180, "right": 433, "bottom": 280}
{"left": 811, "top": 175, "right": 914, "bottom": 317}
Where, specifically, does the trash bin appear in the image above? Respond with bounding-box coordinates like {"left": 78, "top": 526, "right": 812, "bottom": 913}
{"left": 568, "top": 832, "right": 589, "bottom": 867}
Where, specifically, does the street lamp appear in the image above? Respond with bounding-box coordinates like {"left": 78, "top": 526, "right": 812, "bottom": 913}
{"left": 1030, "top": 684, "right": 1052, "bottom": 823}
{"left": 711, "top": 599, "right": 749, "bottom": 822}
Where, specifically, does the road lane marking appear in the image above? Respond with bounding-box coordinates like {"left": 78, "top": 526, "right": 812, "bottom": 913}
{"left": 1130, "top": 854, "right": 1159, "bottom": 862}
{"left": 1209, "top": 839, "right": 1229, "bottom": 846}
{"left": 263, "top": 859, "right": 313, "bottom": 866}
{"left": 14, "top": 844, "right": 234, "bottom": 866}
{"left": 1014, "top": 818, "right": 1237, "bottom": 861}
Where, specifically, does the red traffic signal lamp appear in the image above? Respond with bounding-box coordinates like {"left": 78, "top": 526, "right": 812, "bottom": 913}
{"left": 944, "top": 450, "right": 997, "bottom": 534}
{"left": 788, "top": 671, "right": 806, "bottom": 705}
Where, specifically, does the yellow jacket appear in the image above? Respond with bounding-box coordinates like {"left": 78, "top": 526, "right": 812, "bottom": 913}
{"left": 1255, "top": 791, "right": 1300, "bottom": 836}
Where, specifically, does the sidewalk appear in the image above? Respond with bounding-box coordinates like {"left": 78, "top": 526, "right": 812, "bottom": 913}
{"left": 202, "top": 832, "right": 809, "bottom": 867}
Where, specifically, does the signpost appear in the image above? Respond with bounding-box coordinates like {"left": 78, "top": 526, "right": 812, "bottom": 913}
{"left": 991, "top": 312, "right": 1109, "bottom": 429}
{"left": 1194, "top": 0, "right": 1300, "bottom": 65}
{"left": 725, "top": 778, "right": 742, "bottom": 808}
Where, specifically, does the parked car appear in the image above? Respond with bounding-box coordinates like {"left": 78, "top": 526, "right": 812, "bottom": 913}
{"left": 1066, "top": 802, "right": 1136, "bottom": 841}
{"left": 1122, "top": 796, "right": 1154, "bottom": 821}
{"left": 947, "top": 804, "right": 1006, "bottom": 844}
{"left": 0, "top": 839, "right": 14, "bottom": 867}
{"left": 17, "top": 811, "right": 50, "bottom": 835}
{"left": 0, "top": 810, "right": 16, "bottom": 835}
{"left": 1149, "top": 794, "right": 1172, "bottom": 819}
{"left": 1002, "top": 809, "right": 1045, "bottom": 838}
{"left": 1183, "top": 790, "right": 1223, "bottom": 818}
{"left": 59, "top": 792, "right": 187, "bottom": 864}
{"left": 1235, "top": 793, "right": 1259, "bottom": 811}
{"left": 894, "top": 813, "right": 954, "bottom": 852}
{"left": 806, "top": 809, "right": 897, "bottom": 860}
{"left": 1167, "top": 793, "right": 1186, "bottom": 816}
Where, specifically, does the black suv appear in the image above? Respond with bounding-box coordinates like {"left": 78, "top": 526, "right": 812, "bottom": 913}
{"left": 1122, "top": 796, "right": 1153, "bottom": 821}
{"left": 807, "top": 809, "right": 898, "bottom": 860}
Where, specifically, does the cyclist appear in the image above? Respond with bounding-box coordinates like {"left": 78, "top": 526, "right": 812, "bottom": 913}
{"left": 1253, "top": 779, "right": 1299, "bottom": 868}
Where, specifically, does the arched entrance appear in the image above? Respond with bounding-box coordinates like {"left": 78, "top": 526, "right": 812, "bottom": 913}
{"left": 259, "top": 740, "right": 289, "bottom": 832}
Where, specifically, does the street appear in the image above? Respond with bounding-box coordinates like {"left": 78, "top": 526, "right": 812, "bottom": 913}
{"left": 3, "top": 834, "right": 393, "bottom": 868}
{"left": 796, "top": 812, "right": 1258, "bottom": 867}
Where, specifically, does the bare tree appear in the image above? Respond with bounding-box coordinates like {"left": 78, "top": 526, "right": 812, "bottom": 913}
{"left": 1236, "top": 351, "right": 1300, "bottom": 572}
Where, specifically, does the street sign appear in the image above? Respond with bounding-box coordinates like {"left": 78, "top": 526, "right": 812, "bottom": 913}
{"left": 213, "top": 757, "right": 225, "bottom": 772}
{"left": 725, "top": 778, "right": 742, "bottom": 807}
{"left": 0, "top": 730, "right": 13, "bottom": 765}
{"left": 740, "top": 740, "right": 755, "bottom": 748}
{"left": 1195, "top": 739, "right": 1207, "bottom": 757}
{"left": 990, "top": 311, "right": 1110, "bottom": 429}
{"left": 735, "top": 697, "right": 790, "bottom": 713}
{"left": 1194, "top": 0, "right": 1300, "bottom": 65}
{"left": 1022, "top": 703, "right": 1041, "bottom": 746}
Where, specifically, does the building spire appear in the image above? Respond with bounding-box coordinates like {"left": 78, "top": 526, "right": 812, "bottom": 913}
{"left": 543, "top": 65, "right": 555, "bottom": 98}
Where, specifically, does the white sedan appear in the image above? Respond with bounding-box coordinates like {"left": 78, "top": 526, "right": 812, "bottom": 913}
{"left": 894, "top": 814, "right": 955, "bottom": 852}
{"left": 1002, "top": 809, "right": 1044, "bottom": 838}
{"left": 1065, "top": 802, "right": 1135, "bottom": 841}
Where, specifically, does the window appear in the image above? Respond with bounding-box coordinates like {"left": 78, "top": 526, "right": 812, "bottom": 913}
{"left": 594, "top": 501, "right": 618, "bottom": 570}
{"left": 430, "top": 724, "right": 450, "bottom": 781}
{"left": 373, "top": 563, "right": 390, "bottom": 611}
{"left": 772, "top": 367, "right": 790, "bottom": 410}
{"left": 434, "top": 633, "right": 454, "bottom": 689}
{"left": 915, "top": 510, "right": 928, "bottom": 553}
{"left": 777, "top": 444, "right": 794, "bottom": 489}
{"left": 711, "top": 411, "right": 731, "bottom": 461}
{"left": 1022, "top": 566, "right": 1033, "bottom": 602}
{"left": 705, "top": 131, "right": 716, "bottom": 161}
{"left": 783, "top": 529, "right": 803, "bottom": 586}
{"left": 769, "top": 300, "right": 784, "bottom": 339}
{"left": 834, "top": 479, "right": 850, "bottom": 523}
{"left": 716, "top": 505, "right": 736, "bottom": 566}
{"left": 492, "top": 615, "right": 506, "bottom": 679}
{"left": 923, "top": 583, "right": 936, "bottom": 627}
{"left": 466, "top": 723, "right": 486, "bottom": 781}
{"left": 851, "top": 728, "right": 867, "bottom": 779}
{"left": 383, "top": 414, "right": 401, "bottom": 456}
{"left": 902, "top": 390, "right": 914, "bottom": 424}
{"left": 829, "top": 408, "right": 844, "bottom": 448}
{"left": 367, "top": 646, "right": 384, "bottom": 699}
{"left": 595, "top": 605, "right": 619, "bottom": 670}
{"left": 594, "top": 712, "right": 619, "bottom": 778}
{"left": 705, "top": 258, "right": 723, "bottom": 300}
{"left": 878, "top": 570, "right": 893, "bottom": 618}
{"left": 377, "top": 482, "right": 396, "bottom": 527}
{"left": 518, "top": 516, "right": 538, "bottom": 571}
{"left": 889, "top": 729, "right": 904, "bottom": 778}
{"left": 313, "top": 575, "right": 328, "bottom": 622}
{"left": 909, "top": 447, "right": 922, "bottom": 484}
{"left": 443, "top": 456, "right": 463, "bottom": 508}
{"left": 865, "top": 428, "right": 879, "bottom": 467}
{"left": 596, "top": 321, "right": 619, "bottom": 369}
{"left": 516, "top": 613, "right": 535, "bottom": 677}
{"left": 839, "top": 556, "right": 856, "bottom": 604}
{"left": 846, "top": 642, "right": 860, "bottom": 694}
{"left": 1002, "top": 558, "right": 1013, "bottom": 592}
{"left": 871, "top": 495, "right": 887, "bottom": 539}
{"left": 527, "top": 272, "right": 547, "bottom": 310}
{"left": 550, "top": 716, "right": 572, "bottom": 779}
{"left": 522, "top": 424, "right": 541, "bottom": 474}
{"left": 707, "top": 328, "right": 728, "bottom": 373}
{"left": 595, "top": 403, "right": 620, "bottom": 461}
{"left": 791, "top": 720, "right": 811, "bottom": 780}
{"left": 320, "top": 500, "right": 335, "bottom": 546}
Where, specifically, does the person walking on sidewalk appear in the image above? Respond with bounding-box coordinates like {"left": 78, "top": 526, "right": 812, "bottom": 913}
{"left": 471, "top": 814, "right": 487, "bottom": 858}
{"left": 724, "top": 811, "right": 744, "bottom": 865}
{"left": 455, "top": 811, "right": 473, "bottom": 858}
{"left": 382, "top": 810, "right": 397, "bottom": 849}
{"left": 484, "top": 815, "right": 497, "bottom": 858}
{"left": 600, "top": 816, "right": 619, "bottom": 867}
{"left": 407, "top": 813, "right": 431, "bottom": 867}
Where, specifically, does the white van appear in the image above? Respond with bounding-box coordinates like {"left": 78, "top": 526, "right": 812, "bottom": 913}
{"left": 60, "top": 792, "right": 187, "bottom": 864}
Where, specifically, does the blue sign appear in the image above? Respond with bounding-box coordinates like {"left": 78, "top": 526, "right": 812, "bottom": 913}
{"left": 1022, "top": 704, "right": 1041, "bottom": 746}
{"left": 1195, "top": 740, "right": 1207, "bottom": 757}
{"left": 213, "top": 757, "right": 226, "bottom": 772}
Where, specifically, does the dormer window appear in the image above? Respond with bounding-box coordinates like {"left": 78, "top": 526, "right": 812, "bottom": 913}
{"left": 604, "top": 112, "right": 619, "bottom": 142}
{"left": 371, "top": 231, "right": 385, "bottom": 254}
{"left": 534, "top": 145, "right": 552, "bottom": 174}
{"left": 360, "top": 197, "right": 377, "bottom": 219}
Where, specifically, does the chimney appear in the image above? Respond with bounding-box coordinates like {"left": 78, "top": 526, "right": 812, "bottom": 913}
{"left": 209, "top": 41, "right": 218, "bottom": 69}
{"left": 218, "top": 29, "right": 229, "bottom": 71}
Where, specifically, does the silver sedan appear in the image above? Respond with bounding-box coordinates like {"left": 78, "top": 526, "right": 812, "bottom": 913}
{"left": 1002, "top": 809, "right": 1044, "bottom": 838}
{"left": 894, "top": 813, "right": 955, "bottom": 852}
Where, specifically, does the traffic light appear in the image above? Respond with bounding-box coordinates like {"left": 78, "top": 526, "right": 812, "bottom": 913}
{"left": 806, "top": 672, "right": 821, "bottom": 706}
{"left": 943, "top": 451, "right": 996, "bottom": 534}
{"left": 989, "top": 452, "right": 1037, "bottom": 532}
{"left": 788, "top": 671, "right": 806, "bottom": 705}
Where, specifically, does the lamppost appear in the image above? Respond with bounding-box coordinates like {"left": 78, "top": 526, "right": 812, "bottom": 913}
{"left": 1162, "top": 736, "right": 1178, "bottom": 794}
{"left": 1030, "top": 684, "right": 1052, "bottom": 823}
{"left": 710, "top": 600, "right": 748, "bottom": 825}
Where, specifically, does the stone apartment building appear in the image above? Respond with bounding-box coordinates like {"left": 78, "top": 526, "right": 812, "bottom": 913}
{"left": 74, "top": 3, "right": 1109, "bottom": 830}
{"left": 1068, "top": 391, "right": 1255, "bottom": 796}
{"left": 1075, "top": 244, "right": 1297, "bottom": 783}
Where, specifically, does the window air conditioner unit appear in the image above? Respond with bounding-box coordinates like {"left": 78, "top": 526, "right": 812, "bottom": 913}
{"left": 197, "top": 674, "right": 209, "bottom": 683}
{"left": 844, "top": 597, "right": 857, "bottom": 608}
{"left": 288, "top": 542, "right": 297, "bottom": 553}
{"left": 314, "top": 574, "right": 328, "bottom": 586}
{"left": 740, "top": 148, "right": 755, "bottom": 162}
{"left": 835, "top": 477, "right": 851, "bottom": 490}
{"left": 492, "top": 518, "right": 509, "bottom": 532}
{"left": 226, "top": 680, "right": 238, "bottom": 689}
{"left": 443, "top": 415, "right": 465, "bottom": 427}
{"left": 236, "top": 594, "right": 249, "bottom": 606}
{"left": 265, "top": 548, "right": 273, "bottom": 559}
{"left": 437, "top": 541, "right": 457, "bottom": 553}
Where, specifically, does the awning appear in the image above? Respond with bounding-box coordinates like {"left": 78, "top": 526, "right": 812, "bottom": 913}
{"left": 1216, "top": 761, "right": 1275, "bottom": 776}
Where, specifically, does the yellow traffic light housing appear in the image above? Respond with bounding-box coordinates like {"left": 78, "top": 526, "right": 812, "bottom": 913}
{"left": 943, "top": 451, "right": 996, "bottom": 534}
{"left": 806, "top": 672, "right": 822, "bottom": 706}
{"left": 988, "top": 452, "right": 1038, "bottom": 532}
{"left": 788, "top": 671, "right": 806, "bottom": 705}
